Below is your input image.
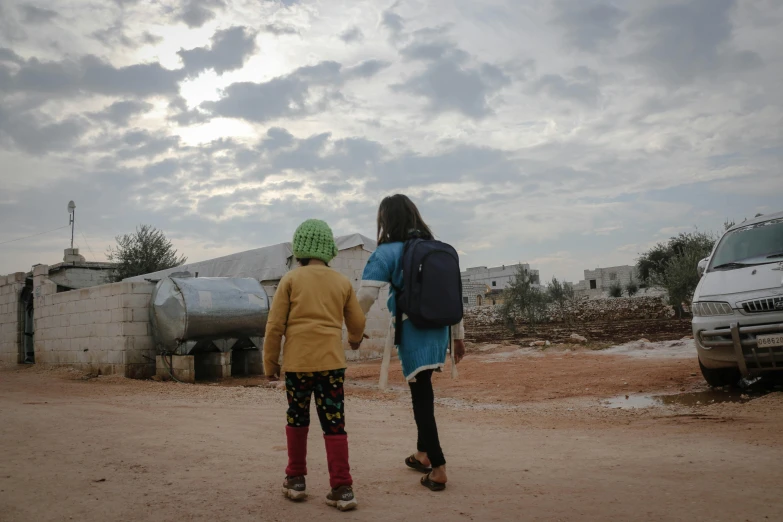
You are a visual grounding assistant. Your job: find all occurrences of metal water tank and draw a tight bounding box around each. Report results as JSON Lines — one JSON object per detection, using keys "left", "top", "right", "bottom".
{"left": 150, "top": 274, "right": 270, "bottom": 353}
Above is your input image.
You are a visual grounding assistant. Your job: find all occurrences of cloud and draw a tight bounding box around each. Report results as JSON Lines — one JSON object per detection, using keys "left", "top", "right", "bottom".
{"left": 177, "top": 0, "right": 226, "bottom": 28}
{"left": 0, "top": 105, "right": 89, "bottom": 154}
{"left": 178, "top": 26, "right": 257, "bottom": 76}
{"left": 533, "top": 67, "right": 602, "bottom": 106}
{"left": 167, "top": 96, "right": 210, "bottom": 126}
{"left": 142, "top": 31, "right": 163, "bottom": 45}
{"left": 390, "top": 25, "right": 511, "bottom": 119}
{"left": 339, "top": 26, "right": 363, "bottom": 43}
{"left": 0, "top": 53, "right": 185, "bottom": 97}
{"left": 144, "top": 158, "right": 180, "bottom": 179}
{"left": 381, "top": 10, "right": 405, "bottom": 37}
{"left": 262, "top": 23, "right": 299, "bottom": 35}
{"left": 627, "top": 0, "right": 763, "bottom": 85}
{"left": 92, "top": 21, "right": 135, "bottom": 49}
{"left": 90, "top": 100, "right": 153, "bottom": 126}
{"left": 202, "top": 59, "right": 388, "bottom": 123}
{"left": 1, "top": 0, "right": 781, "bottom": 284}
{"left": 345, "top": 59, "right": 391, "bottom": 79}
{"left": 20, "top": 4, "right": 59, "bottom": 25}
{"left": 551, "top": 1, "right": 627, "bottom": 52}
{"left": 393, "top": 58, "right": 511, "bottom": 119}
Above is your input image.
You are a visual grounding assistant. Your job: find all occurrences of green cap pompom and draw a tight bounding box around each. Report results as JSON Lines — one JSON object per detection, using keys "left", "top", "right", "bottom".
{"left": 292, "top": 219, "right": 339, "bottom": 264}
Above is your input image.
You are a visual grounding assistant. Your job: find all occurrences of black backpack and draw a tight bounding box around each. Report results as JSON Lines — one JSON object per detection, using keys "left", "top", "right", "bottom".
{"left": 392, "top": 237, "right": 464, "bottom": 344}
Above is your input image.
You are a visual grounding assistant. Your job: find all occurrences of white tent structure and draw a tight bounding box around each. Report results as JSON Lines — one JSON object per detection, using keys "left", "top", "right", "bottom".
{"left": 124, "top": 233, "right": 377, "bottom": 283}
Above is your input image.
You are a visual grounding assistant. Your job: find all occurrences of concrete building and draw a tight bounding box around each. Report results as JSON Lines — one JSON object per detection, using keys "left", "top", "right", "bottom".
{"left": 46, "top": 248, "right": 114, "bottom": 291}
{"left": 574, "top": 265, "right": 639, "bottom": 298}
{"left": 461, "top": 263, "right": 540, "bottom": 291}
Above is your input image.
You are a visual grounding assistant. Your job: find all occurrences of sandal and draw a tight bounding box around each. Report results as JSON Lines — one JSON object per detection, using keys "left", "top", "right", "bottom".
{"left": 405, "top": 455, "right": 432, "bottom": 473}
{"left": 420, "top": 473, "right": 446, "bottom": 492}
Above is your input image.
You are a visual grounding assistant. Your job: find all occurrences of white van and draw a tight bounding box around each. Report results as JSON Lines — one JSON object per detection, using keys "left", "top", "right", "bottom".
{"left": 692, "top": 211, "right": 783, "bottom": 386}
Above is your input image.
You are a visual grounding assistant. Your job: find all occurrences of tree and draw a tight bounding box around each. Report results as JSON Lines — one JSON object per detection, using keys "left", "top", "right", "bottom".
{"left": 106, "top": 225, "right": 187, "bottom": 282}
{"left": 625, "top": 278, "right": 639, "bottom": 297}
{"left": 636, "top": 230, "right": 716, "bottom": 316}
{"left": 608, "top": 281, "right": 623, "bottom": 298}
{"left": 501, "top": 265, "right": 550, "bottom": 333}
{"left": 547, "top": 276, "right": 575, "bottom": 324}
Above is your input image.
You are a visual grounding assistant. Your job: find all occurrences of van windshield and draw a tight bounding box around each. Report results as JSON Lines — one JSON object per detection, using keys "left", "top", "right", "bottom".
{"left": 710, "top": 217, "right": 783, "bottom": 270}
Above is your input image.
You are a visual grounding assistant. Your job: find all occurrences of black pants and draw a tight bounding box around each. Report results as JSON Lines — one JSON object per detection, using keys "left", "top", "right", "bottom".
{"left": 285, "top": 369, "right": 346, "bottom": 435}
{"left": 409, "top": 370, "right": 445, "bottom": 468}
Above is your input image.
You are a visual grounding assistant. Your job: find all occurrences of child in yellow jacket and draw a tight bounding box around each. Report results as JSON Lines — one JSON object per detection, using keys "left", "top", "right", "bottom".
{"left": 264, "top": 219, "right": 366, "bottom": 511}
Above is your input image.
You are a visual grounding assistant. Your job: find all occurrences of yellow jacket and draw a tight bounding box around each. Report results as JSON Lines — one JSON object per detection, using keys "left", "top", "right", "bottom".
{"left": 263, "top": 265, "right": 365, "bottom": 376}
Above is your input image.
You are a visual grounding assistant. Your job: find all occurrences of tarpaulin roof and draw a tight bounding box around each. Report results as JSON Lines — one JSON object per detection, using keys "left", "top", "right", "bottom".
{"left": 124, "top": 233, "right": 376, "bottom": 283}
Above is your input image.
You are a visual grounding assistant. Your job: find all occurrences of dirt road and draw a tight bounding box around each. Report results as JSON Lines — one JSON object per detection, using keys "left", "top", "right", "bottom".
{"left": 1, "top": 346, "right": 782, "bottom": 522}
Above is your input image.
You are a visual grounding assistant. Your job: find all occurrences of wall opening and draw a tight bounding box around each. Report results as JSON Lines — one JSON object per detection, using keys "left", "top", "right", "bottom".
{"left": 193, "top": 351, "right": 228, "bottom": 381}
{"left": 20, "top": 284, "right": 34, "bottom": 364}
{"left": 231, "top": 349, "right": 262, "bottom": 377}
{"left": 589, "top": 280, "right": 597, "bottom": 290}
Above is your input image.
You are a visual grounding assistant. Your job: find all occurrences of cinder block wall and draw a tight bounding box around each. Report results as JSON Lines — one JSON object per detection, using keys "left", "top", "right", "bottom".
{"left": 32, "top": 265, "right": 156, "bottom": 378}
{"left": 0, "top": 273, "right": 26, "bottom": 365}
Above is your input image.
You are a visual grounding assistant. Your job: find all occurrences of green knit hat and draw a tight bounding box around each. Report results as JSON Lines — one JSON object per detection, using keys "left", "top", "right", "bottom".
{"left": 292, "top": 219, "right": 339, "bottom": 264}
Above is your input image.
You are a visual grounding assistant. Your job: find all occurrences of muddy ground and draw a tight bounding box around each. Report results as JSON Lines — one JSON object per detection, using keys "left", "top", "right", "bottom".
{"left": 1, "top": 339, "right": 782, "bottom": 522}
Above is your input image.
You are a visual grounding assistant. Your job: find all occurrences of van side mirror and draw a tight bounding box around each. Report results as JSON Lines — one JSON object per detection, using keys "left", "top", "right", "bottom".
{"left": 697, "top": 258, "right": 709, "bottom": 277}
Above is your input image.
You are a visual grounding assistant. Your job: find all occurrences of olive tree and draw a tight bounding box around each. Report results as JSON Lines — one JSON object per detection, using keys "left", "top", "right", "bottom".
{"left": 106, "top": 225, "right": 187, "bottom": 282}
{"left": 502, "top": 265, "right": 550, "bottom": 333}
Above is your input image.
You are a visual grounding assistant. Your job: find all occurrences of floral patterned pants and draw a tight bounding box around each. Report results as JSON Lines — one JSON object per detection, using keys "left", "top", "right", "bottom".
{"left": 285, "top": 369, "right": 347, "bottom": 435}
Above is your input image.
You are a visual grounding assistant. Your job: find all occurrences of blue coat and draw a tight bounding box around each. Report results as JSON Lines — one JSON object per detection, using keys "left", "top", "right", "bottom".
{"left": 361, "top": 242, "right": 449, "bottom": 381}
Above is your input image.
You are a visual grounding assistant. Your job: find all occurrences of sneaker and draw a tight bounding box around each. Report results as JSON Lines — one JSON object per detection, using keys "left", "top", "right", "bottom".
{"left": 282, "top": 476, "right": 307, "bottom": 501}
{"left": 326, "top": 485, "right": 358, "bottom": 511}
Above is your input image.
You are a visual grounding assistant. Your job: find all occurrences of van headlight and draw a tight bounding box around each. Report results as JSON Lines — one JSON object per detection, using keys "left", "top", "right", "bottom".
{"left": 692, "top": 301, "right": 734, "bottom": 317}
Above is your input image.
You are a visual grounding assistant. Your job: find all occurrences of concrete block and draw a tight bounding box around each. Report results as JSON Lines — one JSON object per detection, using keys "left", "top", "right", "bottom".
{"left": 105, "top": 295, "right": 120, "bottom": 309}
{"left": 122, "top": 322, "right": 149, "bottom": 337}
{"left": 131, "top": 335, "right": 154, "bottom": 351}
{"left": 111, "top": 308, "right": 132, "bottom": 322}
{"left": 157, "top": 355, "right": 195, "bottom": 383}
{"left": 132, "top": 307, "right": 150, "bottom": 322}
{"left": 132, "top": 283, "right": 154, "bottom": 294}
{"left": 122, "top": 294, "right": 150, "bottom": 309}
{"left": 99, "top": 285, "right": 113, "bottom": 298}
{"left": 171, "top": 354, "right": 194, "bottom": 371}
{"left": 106, "top": 323, "right": 122, "bottom": 337}
{"left": 33, "top": 265, "right": 49, "bottom": 277}
{"left": 107, "top": 350, "right": 124, "bottom": 365}
{"left": 93, "top": 323, "right": 108, "bottom": 337}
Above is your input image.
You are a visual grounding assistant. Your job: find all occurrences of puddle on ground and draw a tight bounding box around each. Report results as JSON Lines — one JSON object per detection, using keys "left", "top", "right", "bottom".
{"left": 603, "top": 385, "right": 781, "bottom": 410}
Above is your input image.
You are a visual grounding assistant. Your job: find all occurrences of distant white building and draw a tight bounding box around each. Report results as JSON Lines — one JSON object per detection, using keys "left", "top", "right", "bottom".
{"left": 461, "top": 263, "right": 540, "bottom": 291}
{"left": 574, "top": 265, "right": 642, "bottom": 298}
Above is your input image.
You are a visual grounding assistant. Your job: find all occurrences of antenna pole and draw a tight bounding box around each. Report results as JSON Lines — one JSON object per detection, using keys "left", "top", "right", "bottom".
{"left": 70, "top": 209, "right": 75, "bottom": 249}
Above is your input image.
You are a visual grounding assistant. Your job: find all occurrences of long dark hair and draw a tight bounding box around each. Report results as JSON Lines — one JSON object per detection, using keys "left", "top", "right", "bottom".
{"left": 377, "top": 194, "right": 434, "bottom": 245}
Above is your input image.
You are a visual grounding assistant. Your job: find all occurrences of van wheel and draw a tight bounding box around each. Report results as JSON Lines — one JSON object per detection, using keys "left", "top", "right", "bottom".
{"left": 698, "top": 359, "right": 741, "bottom": 387}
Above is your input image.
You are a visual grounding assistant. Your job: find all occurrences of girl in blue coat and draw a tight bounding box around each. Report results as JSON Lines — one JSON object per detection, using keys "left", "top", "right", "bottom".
{"left": 357, "top": 194, "right": 465, "bottom": 491}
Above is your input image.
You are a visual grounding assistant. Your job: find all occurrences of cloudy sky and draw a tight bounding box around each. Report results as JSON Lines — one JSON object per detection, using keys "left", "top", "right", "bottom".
{"left": 1, "top": 0, "right": 781, "bottom": 283}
